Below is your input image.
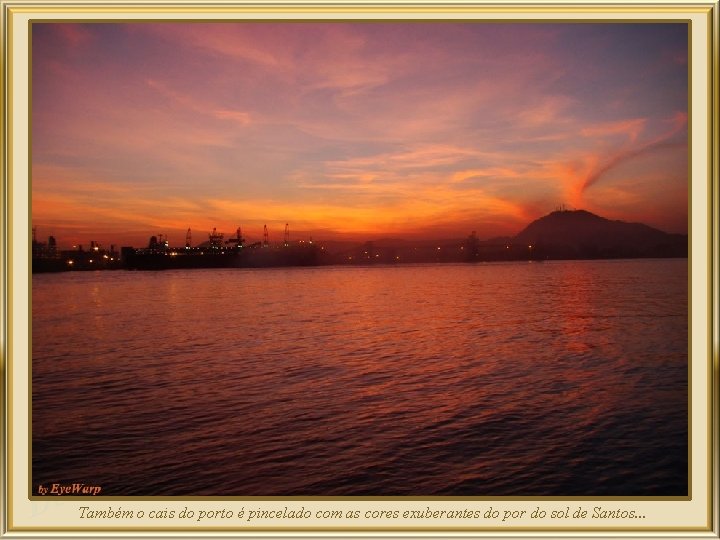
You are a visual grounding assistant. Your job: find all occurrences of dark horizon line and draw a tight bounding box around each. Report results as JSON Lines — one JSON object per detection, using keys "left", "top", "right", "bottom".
{"left": 32, "top": 208, "right": 689, "bottom": 252}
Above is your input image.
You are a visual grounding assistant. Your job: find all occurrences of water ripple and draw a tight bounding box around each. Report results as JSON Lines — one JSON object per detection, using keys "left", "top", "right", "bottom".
{"left": 32, "top": 260, "right": 688, "bottom": 495}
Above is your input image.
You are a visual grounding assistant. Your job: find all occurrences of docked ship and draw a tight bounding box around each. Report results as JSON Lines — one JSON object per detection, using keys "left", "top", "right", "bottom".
{"left": 122, "top": 227, "right": 322, "bottom": 270}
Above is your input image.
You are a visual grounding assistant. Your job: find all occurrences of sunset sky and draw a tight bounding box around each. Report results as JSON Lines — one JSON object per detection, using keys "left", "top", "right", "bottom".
{"left": 32, "top": 22, "right": 688, "bottom": 248}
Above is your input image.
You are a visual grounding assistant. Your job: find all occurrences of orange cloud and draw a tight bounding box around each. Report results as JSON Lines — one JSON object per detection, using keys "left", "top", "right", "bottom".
{"left": 213, "top": 109, "right": 252, "bottom": 125}
{"left": 32, "top": 23, "right": 689, "bottom": 243}
{"left": 451, "top": 167, "right": 523, "bottom": 184}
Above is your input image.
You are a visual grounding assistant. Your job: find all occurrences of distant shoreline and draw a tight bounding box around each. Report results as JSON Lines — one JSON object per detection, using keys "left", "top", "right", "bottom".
{"left": 31, "top": 210, "right": 688, "bottom": 273}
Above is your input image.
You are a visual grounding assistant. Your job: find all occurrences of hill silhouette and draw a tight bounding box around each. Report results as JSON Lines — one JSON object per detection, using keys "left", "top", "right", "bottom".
{"left": 513, "top": 210, "right": 686, "bottom": 259}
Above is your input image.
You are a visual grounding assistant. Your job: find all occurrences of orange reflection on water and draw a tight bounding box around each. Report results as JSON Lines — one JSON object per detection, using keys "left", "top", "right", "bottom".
{"left": 32, "top": 260, "right": 687, "bottom": 495}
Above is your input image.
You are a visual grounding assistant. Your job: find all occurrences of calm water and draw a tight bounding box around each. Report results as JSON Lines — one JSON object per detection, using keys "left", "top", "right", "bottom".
{"left": 32, "top": 259, "right": 688, "bottom": 496}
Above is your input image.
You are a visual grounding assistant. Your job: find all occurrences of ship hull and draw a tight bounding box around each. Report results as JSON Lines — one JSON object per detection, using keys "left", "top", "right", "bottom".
{"left": 122, "top": 246, "right": 321, "bottom": 270}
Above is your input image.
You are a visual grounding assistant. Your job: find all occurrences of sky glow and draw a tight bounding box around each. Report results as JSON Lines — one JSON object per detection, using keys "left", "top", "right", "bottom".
{"left": 32, "top": 22, "right": 688, "bottom": 248}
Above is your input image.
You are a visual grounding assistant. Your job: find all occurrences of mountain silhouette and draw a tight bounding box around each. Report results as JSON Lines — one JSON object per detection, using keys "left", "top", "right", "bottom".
{"left": 513, "top": 210, "right": 687, "bottom": 259}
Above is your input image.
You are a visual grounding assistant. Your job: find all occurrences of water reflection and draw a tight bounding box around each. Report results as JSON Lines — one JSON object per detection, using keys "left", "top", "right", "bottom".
{"left": 32, "top": 260, "right": 687, "bottom": 495}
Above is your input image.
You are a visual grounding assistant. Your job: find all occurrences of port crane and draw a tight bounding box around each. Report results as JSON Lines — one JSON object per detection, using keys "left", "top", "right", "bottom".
{"left": 225, "top": 227, "right": 244, "bottom": 248}
{"left": 208, "top": 228, "right": 224, "bottom": 248}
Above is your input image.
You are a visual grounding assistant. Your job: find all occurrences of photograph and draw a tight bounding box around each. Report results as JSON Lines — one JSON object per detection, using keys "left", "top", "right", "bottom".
{"left": 29, "top": 19, "right": 691, "bottom": 500}
{"left": 3, "top": 0, "right": 717, "bottom": 534}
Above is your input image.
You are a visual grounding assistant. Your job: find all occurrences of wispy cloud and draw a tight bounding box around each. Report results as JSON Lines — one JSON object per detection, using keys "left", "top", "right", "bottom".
{"left": 31, "top": 22, "right": 689, "bottom": 245}
{"left": 581, "top": 118, "right": 647, "bottom": 142}
{"left": 581, "top": 111, "right": 687, "bottom": 193}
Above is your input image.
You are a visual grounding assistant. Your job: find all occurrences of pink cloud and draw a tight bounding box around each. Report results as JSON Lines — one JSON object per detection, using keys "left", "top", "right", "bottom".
{"left": 32, "top": 23, "right": 689, "bottom": 241}
{"left": 581, "top": 118, "right": 647, "bottom": 142}
{"left": 581, "top": 112, "right": 687, "bottom": 194}
{"left": 55, "top": 24, "right": 94, "bottom": 48}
